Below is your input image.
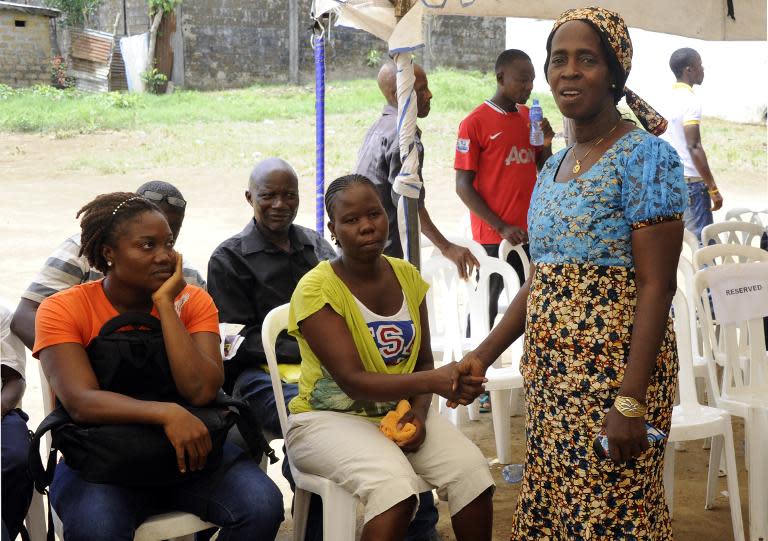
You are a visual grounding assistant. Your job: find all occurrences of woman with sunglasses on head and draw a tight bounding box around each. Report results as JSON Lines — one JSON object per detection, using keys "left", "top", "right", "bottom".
{"left": 284, "top": 174, "right": 495, "bottom": 541}
{"left": 457, "top": 8, "right": 687, "bottom": 539}
{"left": 33, "top": 192, "right": 284, "bottom": 541}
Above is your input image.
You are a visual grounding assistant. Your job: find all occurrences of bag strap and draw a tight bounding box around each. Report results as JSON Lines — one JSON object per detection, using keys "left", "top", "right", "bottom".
{"left": 28, "top": 407, "right": 70, "bottom": 495}
{"left": 28, "top": 408, "right": 71, "bottom": 541}
{"left": 98, "top": 312, "right": 162, "bottom": 336}
{"left": 214, "top": 392, "right": 277, "bottom": 465}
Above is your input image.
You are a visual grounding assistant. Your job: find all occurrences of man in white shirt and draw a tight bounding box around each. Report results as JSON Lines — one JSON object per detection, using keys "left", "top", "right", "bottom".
{"left": 660, "top": 48, "right": 723, "bottom": 241}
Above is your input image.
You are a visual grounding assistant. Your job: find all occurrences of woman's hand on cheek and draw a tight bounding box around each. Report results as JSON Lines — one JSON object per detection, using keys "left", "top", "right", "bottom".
{"left": 152, "top": 251, "right": 187, "bottom": 306}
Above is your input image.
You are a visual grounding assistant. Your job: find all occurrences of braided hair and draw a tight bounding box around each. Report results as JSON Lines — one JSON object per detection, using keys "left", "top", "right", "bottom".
{"left": 76, "top": 192, "right": 160, "bottom": 274}
{"left": 324, "top": 174, "right": 377, "bottom": 221}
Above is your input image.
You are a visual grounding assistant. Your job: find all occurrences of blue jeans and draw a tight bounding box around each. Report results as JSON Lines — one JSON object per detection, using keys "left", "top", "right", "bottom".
{"left": 1, "top": 409, "right": 33, "bottom": 541}
{"left": 50, "top": 443, "right": 284, "bottom": 541}
{"left": 233, "top": 368, "right": 439, "bottom": 541}
{"left": 683, "top": 180, "right": 714, "bottom": 241}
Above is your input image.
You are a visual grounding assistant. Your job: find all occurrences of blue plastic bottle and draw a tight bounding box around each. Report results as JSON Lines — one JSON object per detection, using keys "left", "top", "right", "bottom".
{"left": 529, "top": 98, "right": 544, "bottom": 147}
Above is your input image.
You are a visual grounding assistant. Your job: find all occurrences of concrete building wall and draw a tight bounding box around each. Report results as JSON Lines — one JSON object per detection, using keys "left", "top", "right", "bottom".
{"left": 182, "top": 1, "right": 505, "bottom": 90}
{"left": 0, "top": 10, "right": 55, "bottom": 87}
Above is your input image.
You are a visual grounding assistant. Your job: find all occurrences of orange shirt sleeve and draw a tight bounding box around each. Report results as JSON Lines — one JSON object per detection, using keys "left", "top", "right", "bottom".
{"left": 33, "top": 289, "right": 90, "bottom": 358}
{"left": 178, "top": 286, "right": 220, "bottom": 336}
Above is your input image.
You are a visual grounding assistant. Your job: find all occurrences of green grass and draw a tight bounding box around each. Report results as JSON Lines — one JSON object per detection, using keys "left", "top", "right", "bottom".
{"left": 0, "top": 70, "right": 562, "bottom": 134}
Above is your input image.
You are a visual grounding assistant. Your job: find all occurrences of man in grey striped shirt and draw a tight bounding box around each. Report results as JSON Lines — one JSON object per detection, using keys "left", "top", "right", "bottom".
{"left": 10, "top": 181, "right": 205, "bottom": 350}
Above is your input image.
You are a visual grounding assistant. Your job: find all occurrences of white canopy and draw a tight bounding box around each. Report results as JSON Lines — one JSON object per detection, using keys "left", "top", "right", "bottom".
{"left": 313, "top": 0, "right": 767, "bottom": 49}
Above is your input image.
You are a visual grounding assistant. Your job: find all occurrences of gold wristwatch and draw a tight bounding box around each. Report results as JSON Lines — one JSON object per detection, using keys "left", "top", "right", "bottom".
{"left": 614, "top": 396, "right": 647, "bottom": 418}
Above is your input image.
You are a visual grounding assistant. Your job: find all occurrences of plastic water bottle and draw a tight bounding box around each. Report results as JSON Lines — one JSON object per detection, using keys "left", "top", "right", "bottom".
{"left": 502, "top": 463, "right": 524, "bottom": 484}
{"left": 529, "top": 98, "right": 544, "bottom": 147}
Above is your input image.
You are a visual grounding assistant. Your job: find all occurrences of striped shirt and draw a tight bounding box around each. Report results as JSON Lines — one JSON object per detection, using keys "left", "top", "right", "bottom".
{"left": 21, "top": 234, "right": 206, "bottom": 304}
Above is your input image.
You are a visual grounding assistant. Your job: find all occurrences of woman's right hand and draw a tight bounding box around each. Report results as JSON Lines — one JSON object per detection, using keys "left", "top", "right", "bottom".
{"left": 432, "top": 361, "right": 486, "bottom": 405}
{"left": 446, "top": 352, "right": 490, "bottom": 408}
{"left": 161, "top": 403, "right": 212, "bottom": 473}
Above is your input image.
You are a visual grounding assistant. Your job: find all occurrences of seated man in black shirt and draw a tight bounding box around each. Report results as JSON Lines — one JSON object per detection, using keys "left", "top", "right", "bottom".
{"left": 208, "top": 158, "right": 440, "bottom": 541}
{"left": 208, "top": 158, "right": 335, "bottom": 436}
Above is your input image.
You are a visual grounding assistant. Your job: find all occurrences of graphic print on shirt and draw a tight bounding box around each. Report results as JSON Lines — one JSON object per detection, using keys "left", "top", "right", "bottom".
{"left": 504, "top": 146, "right": 536, "bottom": 166}
{"left": 367, "top": 320, "right": 415, "bottom": 365}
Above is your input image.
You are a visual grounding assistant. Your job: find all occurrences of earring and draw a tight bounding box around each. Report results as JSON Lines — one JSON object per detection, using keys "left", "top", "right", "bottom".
{"left": 610, "top": 83, "right": 617, "bottom": 89}
{"left": 330, "top": 234, "right": 336, "bottom": 242}
{"left": 107, "top": 261, "right": 113, "bottom": 267}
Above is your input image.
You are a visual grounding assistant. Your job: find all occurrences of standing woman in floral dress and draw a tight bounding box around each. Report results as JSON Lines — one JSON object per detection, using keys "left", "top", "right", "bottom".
{"left": 456, "top": 7, "right": 687, "bottom": 539}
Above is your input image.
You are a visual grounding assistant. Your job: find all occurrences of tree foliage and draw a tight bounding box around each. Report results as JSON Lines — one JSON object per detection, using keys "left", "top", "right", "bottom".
{"left": 45, "top": 0, "right": 102, "bottom": 27}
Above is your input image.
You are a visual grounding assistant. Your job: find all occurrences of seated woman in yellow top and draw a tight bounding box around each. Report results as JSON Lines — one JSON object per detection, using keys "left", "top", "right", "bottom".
{"left": 285, "top": 174, "right": 495, "bottom": 541}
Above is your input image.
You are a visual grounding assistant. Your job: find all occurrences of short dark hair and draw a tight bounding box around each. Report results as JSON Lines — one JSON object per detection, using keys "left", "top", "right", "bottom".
{"left": 544, "top": 21, "right": 626, "bottom": 104}
{"left": 324, "top": 174, "right": 377, "bottom": 220}
{"left": 77, "top": 192, "right": 161, "bottom": 274}
{"left": 495, "top": 49, "right": 531, "bottom": 73}
{"left": 135, "top": 180, "right": 185, "bottom": 204}
{"left": 669, "top": 48, "right": 700, "bottom": 78}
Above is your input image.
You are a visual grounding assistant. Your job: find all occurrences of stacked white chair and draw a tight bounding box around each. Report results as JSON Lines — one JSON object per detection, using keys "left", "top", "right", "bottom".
{"left": 663, "top": 288, "right": 744, "bottom": 540}
{"left": 694, "top": 261, "right": 768, "bottom": 541}
{"left": 725, "top": 208, "right": 768, "bottom": 228}
{"left": 702, "top": 221, "right": 765, "bottom": 249}
{"left": 261, "top": 303, "right": 431, "bottom": 541}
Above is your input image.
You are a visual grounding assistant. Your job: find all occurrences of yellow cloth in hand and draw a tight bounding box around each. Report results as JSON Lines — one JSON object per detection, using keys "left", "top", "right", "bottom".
{"left": 379, "top": 400, "right": 417, "bottom": 443}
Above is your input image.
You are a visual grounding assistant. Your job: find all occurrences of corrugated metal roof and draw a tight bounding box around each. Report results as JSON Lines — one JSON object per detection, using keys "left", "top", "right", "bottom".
{"left": 0, "top": 1, "right": 60, "bottom": 18}
{"left": 70, "top": 29, "right": 114, "bottom": 63}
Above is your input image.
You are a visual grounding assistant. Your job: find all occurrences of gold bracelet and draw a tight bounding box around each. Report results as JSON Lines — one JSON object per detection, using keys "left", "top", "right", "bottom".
{"left": 614, "top": 396, "right": 647, "bottom": 418}
{"left": 708, "top": 187, "right": 719, "bottom": 195}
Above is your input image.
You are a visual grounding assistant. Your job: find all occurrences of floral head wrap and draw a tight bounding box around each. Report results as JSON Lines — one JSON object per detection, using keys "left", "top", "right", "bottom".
{"left": 545, "top": 6, "right": 667, "bottom": 136}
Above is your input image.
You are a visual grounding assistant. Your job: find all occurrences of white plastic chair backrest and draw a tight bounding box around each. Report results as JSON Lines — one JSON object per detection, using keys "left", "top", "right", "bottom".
{"left": 701, "top": 221, "right": 765, "bottom": 248}
{"left": 421, "top": 256, "right": 469, "bottom": 363}
{"left": 681, "top": 228, "right": 700, "bottom": 262}
{"left": 472, "top": 256, "right": 521, "bottom": 337}
{"left": 498, "top": 239, "right": 531, "bottom": 281}
{"left": 445, "top": 236, "right": 488, "bottom": 263}
{"left": 676, "top": 256, "right": 702, "bottom": 359}
{"left": 260, "top": 303, "right": 291, "bottom": 438}
{"left": 671, "top": 288, "right": 701, "bottom": 408}
{"left": 693, "top": 244, "right": 768, "bottom": 270}
{"left": 725, "top": 207, "right": 768, "bottom": 228}
{"left": 694, "top": 265, "right": 768, "bottom": 399}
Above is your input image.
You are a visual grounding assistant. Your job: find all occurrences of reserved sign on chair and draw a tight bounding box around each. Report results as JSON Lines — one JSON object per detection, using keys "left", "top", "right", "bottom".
{"left": 705, "top": 262, "right": 768, "bottom": 324}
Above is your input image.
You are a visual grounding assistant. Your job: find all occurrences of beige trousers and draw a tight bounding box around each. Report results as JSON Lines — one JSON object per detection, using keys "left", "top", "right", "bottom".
{"left": 285, "top": 409, "right": 495, "bottom": 524}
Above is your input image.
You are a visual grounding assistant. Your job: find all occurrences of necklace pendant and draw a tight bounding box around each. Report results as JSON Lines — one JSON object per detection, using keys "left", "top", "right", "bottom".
{"left": 572, "top": 161, "right": 581, "bottom": 174}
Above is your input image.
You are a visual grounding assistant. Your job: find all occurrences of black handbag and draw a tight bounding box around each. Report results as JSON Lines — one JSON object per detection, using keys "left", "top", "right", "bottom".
{"left": 29, "top": 312, "right": 276, "bottom": 492}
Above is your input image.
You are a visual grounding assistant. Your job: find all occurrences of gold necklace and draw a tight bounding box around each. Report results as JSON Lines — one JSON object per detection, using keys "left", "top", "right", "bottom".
{"left": 571, "top": 123, "right": 620, "bottom": 174}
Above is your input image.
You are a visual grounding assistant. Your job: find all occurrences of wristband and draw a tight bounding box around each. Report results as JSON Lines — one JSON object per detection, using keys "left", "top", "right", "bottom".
{"left": 708, "top": 187, "right": 719, "bottom": 195}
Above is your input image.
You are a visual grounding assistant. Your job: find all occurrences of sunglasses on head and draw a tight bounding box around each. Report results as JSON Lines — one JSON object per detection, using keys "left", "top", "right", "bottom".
{"left": 140, "top": 190, "right": 187, "bottom": 209}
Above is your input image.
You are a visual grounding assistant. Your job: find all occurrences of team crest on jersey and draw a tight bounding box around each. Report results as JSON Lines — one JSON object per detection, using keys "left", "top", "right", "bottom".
{"left": 456, "top": 138, "right": 470, "bottom": 153}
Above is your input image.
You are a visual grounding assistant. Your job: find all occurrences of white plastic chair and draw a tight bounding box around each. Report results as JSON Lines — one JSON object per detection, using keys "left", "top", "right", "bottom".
{"left": 472, "top": 257, "right": 525, "bottom": 464}
{"left": 35, "top": 342, "right": 217, "bottom": 541}
{"left": 725, "top": 208, "right": 768, "bottom": 228}
{"left": 682, "top": 228, "right": 701, "bottom": 261}
{"left": 261, "top": 304, "right": 430, "bottom": 541}
{"left": 694, "top": 244, "right": 768, "bottom": 269}
{"left": 498, "top": 239, "right": 531, "bottom": 282}
{"left": 663, "top": 288, "right": 744, "bottom": 540}
{"left": 420, "top": 255, "right": 482, "bottom": 424}
{"left": 694, "top": 265, "right": 768, "bottom": 541}
{"left": 701, "top": 221, "right": 766, "bottom": 249}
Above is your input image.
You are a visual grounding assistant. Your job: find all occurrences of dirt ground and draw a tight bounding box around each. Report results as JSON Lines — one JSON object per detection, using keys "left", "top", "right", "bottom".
{"left": 1, "top": 127, "right": 759, "bottom": 540}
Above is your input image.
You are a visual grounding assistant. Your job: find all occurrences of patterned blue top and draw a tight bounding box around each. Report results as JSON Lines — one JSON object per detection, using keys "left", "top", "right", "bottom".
{"left": 528, "top": 129, "right": 687, "bottom": 267}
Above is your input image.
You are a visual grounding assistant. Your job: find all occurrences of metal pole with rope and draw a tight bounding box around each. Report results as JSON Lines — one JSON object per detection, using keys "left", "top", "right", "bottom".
{"left": 312, "top": 20, "right": 326, "bottom": 236}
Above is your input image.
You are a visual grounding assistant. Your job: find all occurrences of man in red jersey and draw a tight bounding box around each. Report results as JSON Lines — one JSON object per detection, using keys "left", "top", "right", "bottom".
{"left": 455, "top": 49, "right": 553, "bottom": 324}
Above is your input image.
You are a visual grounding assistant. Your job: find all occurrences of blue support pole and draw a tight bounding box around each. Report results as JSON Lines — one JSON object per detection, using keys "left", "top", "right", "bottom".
{"left": 313, "top": 32, "right": 326, "bottom": 235}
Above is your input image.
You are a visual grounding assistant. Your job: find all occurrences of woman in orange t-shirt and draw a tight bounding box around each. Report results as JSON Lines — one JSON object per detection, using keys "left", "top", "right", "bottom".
{"left": 33, "top": 192, "right": 283, "bottom": 541}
